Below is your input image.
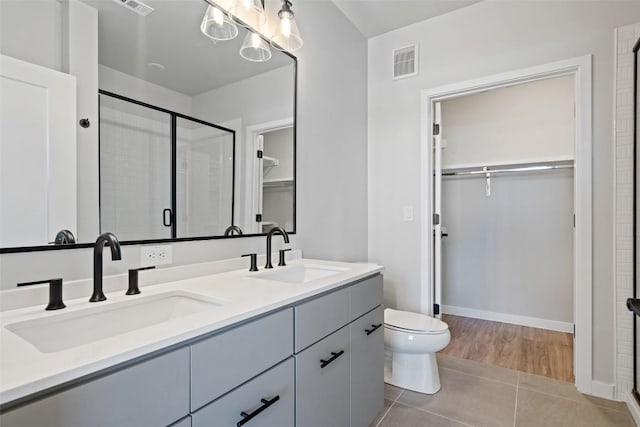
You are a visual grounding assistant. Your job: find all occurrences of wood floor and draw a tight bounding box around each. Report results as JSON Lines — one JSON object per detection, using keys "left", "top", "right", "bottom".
{"left": 440, "top": 314, "right": 574, "bottom": 382}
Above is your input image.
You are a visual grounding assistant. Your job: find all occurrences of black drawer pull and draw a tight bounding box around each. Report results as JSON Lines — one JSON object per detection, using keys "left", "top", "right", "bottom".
{"left": 320, "top": 350, "right": 345, "bottom": 368}
{"left": 237, "top": 395, "right": 280, "bottom": 426}
{"left": 365, "top": 323, "right": 383, "bottom": 335}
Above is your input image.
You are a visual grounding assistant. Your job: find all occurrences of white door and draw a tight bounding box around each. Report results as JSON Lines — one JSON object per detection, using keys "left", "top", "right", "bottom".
{"left": 433, "top": 102, "right": 443, "bottom": 319}
{"left": 0, "top": 54, "right": 76, "bottom": 247}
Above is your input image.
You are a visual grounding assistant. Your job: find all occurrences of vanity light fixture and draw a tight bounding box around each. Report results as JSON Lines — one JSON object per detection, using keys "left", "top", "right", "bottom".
{"left": 228, "top": 0, "right": 266, "bottom": 28}
{"left": 240, "top": 31, "right": 272, "bottom": 62}
{"left": 201, "top": 4, "right": 239, "bottom": 41}
{"left": 270, "top": 0, "right": 303, "bottom": 52}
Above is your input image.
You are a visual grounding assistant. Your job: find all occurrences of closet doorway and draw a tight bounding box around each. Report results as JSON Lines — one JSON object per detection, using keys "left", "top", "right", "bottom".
{"left": 421, "top": 57, "right": 593, "bottom": 392}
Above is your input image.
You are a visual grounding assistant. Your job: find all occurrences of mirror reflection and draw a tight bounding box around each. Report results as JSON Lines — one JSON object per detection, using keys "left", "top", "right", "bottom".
{"left": 0, "top": 0, "right": 296, "bottom": 250}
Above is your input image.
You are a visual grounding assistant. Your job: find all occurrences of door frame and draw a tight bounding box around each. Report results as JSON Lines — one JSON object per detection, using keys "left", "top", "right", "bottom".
{"left": 419, "top": 55, "right": 593, "bottom": 393}
{"left": 245, "top": 118, "right": 294, "bottom": 234}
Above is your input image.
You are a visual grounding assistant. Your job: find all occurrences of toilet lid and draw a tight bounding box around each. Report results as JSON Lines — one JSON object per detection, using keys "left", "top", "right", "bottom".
{"left": 384, "top": 308, "right": 449, "bottom": 333}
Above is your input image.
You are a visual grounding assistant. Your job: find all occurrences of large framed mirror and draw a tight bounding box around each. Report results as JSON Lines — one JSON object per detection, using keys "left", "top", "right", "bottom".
{"left": 0, "top": 0, "right": 296, "bottom": 252}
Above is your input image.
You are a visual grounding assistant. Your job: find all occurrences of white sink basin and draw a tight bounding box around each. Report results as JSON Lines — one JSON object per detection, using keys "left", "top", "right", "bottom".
{"left": 254, "top": 264, "right": 348, "bottom": 284}
{"left": 5, "top": 291, "right": 224, "bottom": 353}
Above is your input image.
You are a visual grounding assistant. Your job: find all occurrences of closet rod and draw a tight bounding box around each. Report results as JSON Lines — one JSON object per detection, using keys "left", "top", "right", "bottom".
{"left": 442, "top": 164, "right": 574, "bottom": 177}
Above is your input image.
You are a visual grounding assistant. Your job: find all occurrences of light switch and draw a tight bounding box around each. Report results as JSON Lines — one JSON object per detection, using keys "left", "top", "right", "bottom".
{"left": 403, "top": 206, "right": 414, "bottom": 221}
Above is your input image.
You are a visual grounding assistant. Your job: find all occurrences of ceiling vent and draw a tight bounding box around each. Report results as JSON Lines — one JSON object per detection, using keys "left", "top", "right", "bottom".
{"left": 112, "top": 0, "right": 154, "bottom": 17}
{"left": 392, "top": 44, "right": 418, "bottom": 80}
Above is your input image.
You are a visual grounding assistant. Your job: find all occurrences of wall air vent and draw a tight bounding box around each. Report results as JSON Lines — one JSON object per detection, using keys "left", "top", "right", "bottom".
{"left": 392, "top": 44, "right": 418, "bottom": 80}
{"left": 112, "top": 0, "right": 154, "bottom": 16}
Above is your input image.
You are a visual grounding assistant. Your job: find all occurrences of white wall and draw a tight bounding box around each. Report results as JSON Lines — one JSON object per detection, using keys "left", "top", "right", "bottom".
{"left": 0, "top": 1, "right": 368, "bottom": 287}
{"left": 99, "top": 65, "right": 193, "bottom": 116}
{"left": 0, "top": 0, "right": 62, "bottom": 71}
{"left": 368, "top": 1, "right": 640, "bottom": 385}
{"left": 441, "top": 75, "right": 575, "bottom": 168}
{"left": 442, "top": 170, "right": 574, "bottom": 323}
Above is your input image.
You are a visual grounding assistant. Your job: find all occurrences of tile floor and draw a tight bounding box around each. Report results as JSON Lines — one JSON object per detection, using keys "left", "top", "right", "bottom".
{"left": 371, "top": 354, "right": 634, "bottom": 427}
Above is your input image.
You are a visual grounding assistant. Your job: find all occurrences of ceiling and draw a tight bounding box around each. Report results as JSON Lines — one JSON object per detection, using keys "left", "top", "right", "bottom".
{"left": 331, "top": 0, "right": 482, "bottom": 38}
{"left": 81, "top": 0, "right": 293, "bottom": 96}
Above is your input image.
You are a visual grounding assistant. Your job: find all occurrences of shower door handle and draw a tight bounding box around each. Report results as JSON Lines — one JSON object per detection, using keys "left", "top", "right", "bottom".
{"left": 163, "top": 209, "right": 173, "bottom": 227}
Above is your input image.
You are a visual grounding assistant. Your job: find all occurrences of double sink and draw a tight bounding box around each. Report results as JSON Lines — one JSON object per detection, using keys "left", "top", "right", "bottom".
{"left": 4, "top": 264, "right": 347, "bottom": 354}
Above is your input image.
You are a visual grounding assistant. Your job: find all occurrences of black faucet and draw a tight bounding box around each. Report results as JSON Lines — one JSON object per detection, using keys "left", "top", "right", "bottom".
{"left": 265, "top": 227, "right": 289, "bottom": 269}
{"left": 224, "top": 225, "right": 243, "bottom": 236}
{"left": 90, "top": 232, "right": 122, "bottom": 302}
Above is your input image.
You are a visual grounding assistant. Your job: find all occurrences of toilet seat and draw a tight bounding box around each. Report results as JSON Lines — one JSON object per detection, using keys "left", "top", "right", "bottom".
{"left": 384, "top": 308, "right": 448, "bottom": 335}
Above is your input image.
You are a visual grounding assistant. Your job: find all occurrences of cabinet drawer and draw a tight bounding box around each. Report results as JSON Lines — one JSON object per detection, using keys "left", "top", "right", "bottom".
{"left": 192, "top": 358, "right": 294, "bottom": 427}
{"left": 1, "top": 348, "right": 190, "bottom": 427}
{"left": 350, "top": 306, "right": 384, "bottom": 427}
{"left": 295, "top": 326, "right": 350, "bottom": 427}
{"left": 350, "top": 274, "right": 383, "bottom": 321}
{"left": 294, "top": 286, "right": 349, "bottom": 352}
{"left": 191, "top": 308, "right": 293, "bottom": 411}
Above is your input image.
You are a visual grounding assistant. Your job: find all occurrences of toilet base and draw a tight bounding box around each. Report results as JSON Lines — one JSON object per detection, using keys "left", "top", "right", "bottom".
{"left": 384, "top": 351, "right": 441, "bottom": 394}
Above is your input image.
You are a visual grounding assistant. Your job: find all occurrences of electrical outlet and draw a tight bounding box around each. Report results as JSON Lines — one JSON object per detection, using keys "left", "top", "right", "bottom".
{"left": 140, "top": 245, "right": 172, "bottom": 267}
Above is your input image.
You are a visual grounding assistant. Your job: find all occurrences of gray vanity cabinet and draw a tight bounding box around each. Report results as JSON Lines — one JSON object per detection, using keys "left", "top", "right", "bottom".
{"left": 295, "top": 325, "right": 351, "bottom": 427}
{"left": 350, "top": 306, "right": 384, "bottom": 427}
{"left": 192, "top": 358, "right": 295, "bottom": 427}
{"left": 190, "top": 308, "right": 293, "bottom": 411}
{"left": 0, "top": 347, "right": 190, "bottom": 427}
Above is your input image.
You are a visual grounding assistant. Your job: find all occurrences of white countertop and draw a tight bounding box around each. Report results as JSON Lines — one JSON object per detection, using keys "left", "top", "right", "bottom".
{"left": 0, "top": 258, "right": 383, "bottom": 407}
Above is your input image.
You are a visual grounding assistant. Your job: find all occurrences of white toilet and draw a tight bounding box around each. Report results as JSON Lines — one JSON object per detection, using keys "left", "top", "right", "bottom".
{"left": 383, "top": 308, "right": 451, "bottom": 394}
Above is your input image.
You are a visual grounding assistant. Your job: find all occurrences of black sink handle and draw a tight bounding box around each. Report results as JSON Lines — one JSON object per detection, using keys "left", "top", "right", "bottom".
{"left": 365, "top": 323, "right": 383, "bottom": 335}
{"left": 237, "top": 395, "right": 280, "bottom": 426}
{"left": 320, "top": 350, "right": 345, "bottom": 368}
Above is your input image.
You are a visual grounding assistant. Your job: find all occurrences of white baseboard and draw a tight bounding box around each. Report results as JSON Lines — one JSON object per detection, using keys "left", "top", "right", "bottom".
{"left": 627, "top": 393, "right": 640, "bottom": 426}
{"left": 441, "top": 305, "right": 574, "bottom": 333}
{"left": 591, "top": 381, "right": 616, "bottom": 400}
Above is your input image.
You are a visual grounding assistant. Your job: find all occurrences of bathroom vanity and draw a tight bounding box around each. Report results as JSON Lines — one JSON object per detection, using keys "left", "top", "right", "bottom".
{"left": 0, "top": 258, "right": 383, "bottom": 427}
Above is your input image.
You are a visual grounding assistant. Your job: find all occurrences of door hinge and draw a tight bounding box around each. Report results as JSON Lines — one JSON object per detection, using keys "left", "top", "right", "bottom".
{"left": 257, "top": 150, "right": 263, "bottom": 158}
{"left": 433, "top": 303, "right": 440, "bottom": 315}
{"left": 573, "top": 324, "right": 576, "bottom": 336}
{"left": 573, "top": 214, "right": 575, "bottom": 228}
{"left": 255, "top": 214, "right": 263, "bottom": 222}
{"left": 433, "top": 213, "right": 440, "bottom": 225}
{"left": 433, "top": 123, "right": 440, "bottom": 136}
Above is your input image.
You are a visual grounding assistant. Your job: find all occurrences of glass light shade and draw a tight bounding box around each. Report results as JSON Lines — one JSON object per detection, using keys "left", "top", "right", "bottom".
{"left": 240, "top": 31, "right": 272, "bottom": 62}
{"left": 228, "top": 0, "right": 266, "bottom": 28}
{"left": 201, "top": 5, "right": 238, "bottom": 41}
{"left": 270, "top": 10, "right": 303, "bottom": 51}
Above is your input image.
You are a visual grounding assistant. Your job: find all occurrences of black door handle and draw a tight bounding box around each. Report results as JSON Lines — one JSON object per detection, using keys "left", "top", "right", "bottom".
{"left": 365, "top": 323, "right": 382, "bottom": 335}
{"left": 627, "top": 298, "right": 640, "bottom": 317}
{"left": 320, "top": 350, "right": 344, "bottom": 368}
{"left": 162, "top": 209, "right": 173, "bottom": 227}
{"left": 237, "top": 395, "right": 280, "bottom": 426}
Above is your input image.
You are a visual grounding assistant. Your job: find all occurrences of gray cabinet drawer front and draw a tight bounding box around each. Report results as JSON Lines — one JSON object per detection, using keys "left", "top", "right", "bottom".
{"left": 0, "top": 348, "right": 190, "bottom": 427}
{"left": 295, "top": 326, "right": 350, "bottom": 427}
{"left": 192, "top": 358, "right": 294, "bottom": 427}
{"left": 191, "top": 308, "right": 293, "bottom": 411}
{"left": 294, "top": 286, "right": 349, "bottom": 353}
{"left": 350, "top": 274, "right": 383, "bottom": 321}
{"left": 350, "top": 306, "right": 384, "bottom": 427}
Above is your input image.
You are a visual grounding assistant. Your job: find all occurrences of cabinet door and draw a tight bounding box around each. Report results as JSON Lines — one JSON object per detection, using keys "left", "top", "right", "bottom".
{"left": 192, "top": 358, "right": 294, "bottom": 427}
{"left": 350, "top": 306, "right": 384, "bottom": 427}
{"left": 0, "top": 348, "right": 190, "bottom": 427}
{"left": 295, "top": 325, "right": 350, "bottom": 427}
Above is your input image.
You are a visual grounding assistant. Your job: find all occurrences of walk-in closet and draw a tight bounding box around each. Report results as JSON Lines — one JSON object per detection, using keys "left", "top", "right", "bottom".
{"left": 435, "top": 75, "right": 576, "bottom": 381}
